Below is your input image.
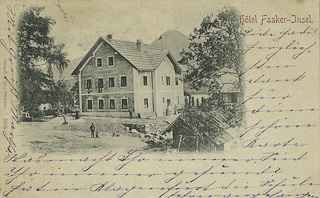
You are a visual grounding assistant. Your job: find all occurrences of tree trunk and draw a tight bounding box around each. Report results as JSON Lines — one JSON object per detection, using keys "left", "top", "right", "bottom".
{"left": 56, "top": 105, "right": 68, "bottom": 125}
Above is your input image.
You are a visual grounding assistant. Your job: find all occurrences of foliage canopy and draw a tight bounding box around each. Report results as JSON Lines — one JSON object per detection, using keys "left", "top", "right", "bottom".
{"left": 18, "top": 6, "right": 69, "bottom": 116}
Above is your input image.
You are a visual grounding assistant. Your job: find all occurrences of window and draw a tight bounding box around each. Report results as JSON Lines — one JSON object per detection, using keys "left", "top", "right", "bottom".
{"left": 175, "top": 77, "right": 179, "bottom": 86}
{"left": 143, "top": 76, "right": 148, "bottom": 86}
{"left": 98, "top": 99, "right": 104, "bottom": 109}
{"left": 98, "top": 78, "right": 103, "bottom": 88}
{"left": 108, "top": 56, "right": 114, "bottom": 66}
{"left": 109, "top": 77, "right": 115, "bottom": 87}
{"left": 121, "top": 76, "right": 127, "bottom": 87}
{"left": 86, "top": 79, "right": 92, "bottom": 90}
{"left": 122, "top": 99, "right": 128, "bottom": 109}
{"left": 166, "top": 76, "right": 170, "bottom": 85}
{"left": 87, "top": 100, "right": 92, "bottom": 110}
{"left": 96, "top": 58, "right": 102, "bottom": 67}
{"left": 144, "top": 98, "right": 148, "bottom": 109}
{"left": 109, "top": 99, "right": 115, "bottom": 109}
{"left": 98, "top": 78, "right": 103, "bottom": 93}
{"left": 167, "top": 99, "right": 171, "bottom": 107}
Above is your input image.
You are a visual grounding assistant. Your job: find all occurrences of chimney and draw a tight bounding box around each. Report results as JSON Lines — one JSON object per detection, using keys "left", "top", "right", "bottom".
{"left": 136, "top": 39, "right": 143, "bottom": 52}
{"left": 107, "top": 34, "right": 112, "bottom": 40}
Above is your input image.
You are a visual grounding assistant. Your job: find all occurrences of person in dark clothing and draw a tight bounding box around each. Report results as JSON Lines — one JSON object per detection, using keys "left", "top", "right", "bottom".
{"left": 128, "top": 108, "right": 133, "bottom": 119}
{"left": 90, "top": 123, "right": 95, "bottom": 138}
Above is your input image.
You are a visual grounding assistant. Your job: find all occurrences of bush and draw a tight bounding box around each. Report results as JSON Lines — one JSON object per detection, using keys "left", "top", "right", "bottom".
{"left": 45, "top": 109, "right": 58, "bottom": 117}
{"left": 145, "top": 134, "right": 173, "bottom": 148}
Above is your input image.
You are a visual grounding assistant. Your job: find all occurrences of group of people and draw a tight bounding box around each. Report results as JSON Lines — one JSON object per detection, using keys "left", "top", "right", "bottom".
{"left": 90, "top": 123, "right": 99, "bottom": 138}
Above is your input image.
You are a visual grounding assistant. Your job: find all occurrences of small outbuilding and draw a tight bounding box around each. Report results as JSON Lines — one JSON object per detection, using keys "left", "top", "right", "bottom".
{"left": 163, "top": 110, "right": 238, "bottom": 152}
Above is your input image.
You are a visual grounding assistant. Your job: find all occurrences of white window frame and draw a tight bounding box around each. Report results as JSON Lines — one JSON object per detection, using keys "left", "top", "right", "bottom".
{"left": 109, "top": 98, "right": 116, "bottom": 111}
{"left": 97, "top": 77, "right": 104, "bottom": 89}
{"left": 96, "top": 57, "right": 103, "bottom": 67}
{"left": 108, "top": 76, "right": 115, "bottom": 88}
{"left": 120, "top": 75, "right": 127, "bottom": 87}
{"left": 121, "top": 97, "right": 128, "bottom": 110}
{"left": 107, "top": 56, "right": 114, "bottom": 66}
{"left": 98, "top": 98, "right": 104, "bottom": 110}
{"left": 86, "top": 78, "right": 92, "bottom": 90}
{"left": 87, "top": 99, "right": 93, "bottom": 110}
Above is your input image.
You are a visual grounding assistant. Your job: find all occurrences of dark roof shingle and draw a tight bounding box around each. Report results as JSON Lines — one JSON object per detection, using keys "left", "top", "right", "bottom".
{"left": 72, "top": 37, "right": 181, "bottom": 75}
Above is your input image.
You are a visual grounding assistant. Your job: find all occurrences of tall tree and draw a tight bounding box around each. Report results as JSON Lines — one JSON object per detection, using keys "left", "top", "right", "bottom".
{"left": 180, "top": 7, "right": 244, "bottom": 127}
{"left": 51, "top": 80, "right": 74, "bottom": 124}
{"left": 180, "top": 7, "right": 243, "bottom": 100}
{"left": 17, "top": 6, "right": 69, "bottom": 116}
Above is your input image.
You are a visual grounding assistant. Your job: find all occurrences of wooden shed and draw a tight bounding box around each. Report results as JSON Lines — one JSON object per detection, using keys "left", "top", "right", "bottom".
{"left": 163, "top": 110, "right": 234, "bottom": 152}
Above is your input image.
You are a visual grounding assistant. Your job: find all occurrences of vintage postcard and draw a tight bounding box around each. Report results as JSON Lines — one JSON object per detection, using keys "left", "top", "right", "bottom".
{"left": 0, "top": 0, "right": 319, "bottom": 197}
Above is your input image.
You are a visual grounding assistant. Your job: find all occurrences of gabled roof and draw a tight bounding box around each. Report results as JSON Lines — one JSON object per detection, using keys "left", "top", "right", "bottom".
{"left": 162, "top": 112, "right": 233, "bottom": 145}
{"left": 71, "top": 37, "right": 182, "bottom": 75}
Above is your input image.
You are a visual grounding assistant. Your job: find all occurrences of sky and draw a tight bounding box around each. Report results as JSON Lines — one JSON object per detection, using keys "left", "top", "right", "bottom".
{"left": 18, "top": 0, "right": 227, "bottom": 60}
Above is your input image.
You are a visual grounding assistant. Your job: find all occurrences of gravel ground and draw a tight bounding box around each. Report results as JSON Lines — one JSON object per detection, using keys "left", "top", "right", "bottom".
{"left": 19, "top": 116, "right": 149, "bottom": 154}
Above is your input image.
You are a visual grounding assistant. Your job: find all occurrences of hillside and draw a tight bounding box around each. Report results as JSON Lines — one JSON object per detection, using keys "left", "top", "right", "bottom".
{"left": 151, "top": 30, "right": 190, "bottom": 65}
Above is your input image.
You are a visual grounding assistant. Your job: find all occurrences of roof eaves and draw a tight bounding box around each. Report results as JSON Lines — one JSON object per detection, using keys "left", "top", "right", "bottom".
{"left": 167, "top": 51, "right": 182, "bottom": 73}
{"left": 152, "top": 50, "right": 182, "bottom": 73}
{"left": 71, "top": 37, "right": 105, "bottom": 76}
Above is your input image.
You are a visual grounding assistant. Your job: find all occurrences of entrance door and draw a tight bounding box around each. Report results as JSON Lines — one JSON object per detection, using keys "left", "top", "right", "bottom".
{"left": 87, "top": 100, "right": 93, "bottom": 110}
{"left": 166, "top": 99, "right": 171, "bottom": 116}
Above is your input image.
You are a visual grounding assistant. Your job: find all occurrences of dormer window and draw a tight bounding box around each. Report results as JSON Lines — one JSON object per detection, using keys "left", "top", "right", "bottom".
{"left": 108, "top": 56, "right": 114, "bottom": 66}
{"left": 96, "top": 58, "right": 102, "bottom": 67}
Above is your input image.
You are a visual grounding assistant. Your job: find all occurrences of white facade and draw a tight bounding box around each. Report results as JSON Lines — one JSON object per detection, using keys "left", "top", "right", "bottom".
{"left": 154, "top": 57, "right": 184, "bottom": 116}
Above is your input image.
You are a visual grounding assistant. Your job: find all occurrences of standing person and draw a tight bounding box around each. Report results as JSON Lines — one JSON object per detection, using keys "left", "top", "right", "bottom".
{"left": 128, "top": 107, "right": 133, "bottom": 119}
{"left": 90, "top": 123, "right": 95, "bottom": 138}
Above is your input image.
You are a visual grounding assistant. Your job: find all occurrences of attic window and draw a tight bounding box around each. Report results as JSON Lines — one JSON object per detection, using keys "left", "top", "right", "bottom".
{"left": 96, "top": 58, "right": 102, "bottom": 67}
{"left": 108, "top": 56, "right": 114, "bottom": 66}
{"left": 166, "top": 76, "right": 171, "bottom": 86}
{"left": 143, "top": 76, "right": 148, "bottom": 86}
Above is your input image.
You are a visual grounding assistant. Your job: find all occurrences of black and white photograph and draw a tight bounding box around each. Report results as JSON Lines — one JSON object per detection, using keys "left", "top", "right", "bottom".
{"left": 1, "top": 0, "right": 319, "bottom": 197}
{"left": 17, "top": 3, "right": 244, "bottom": 154}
